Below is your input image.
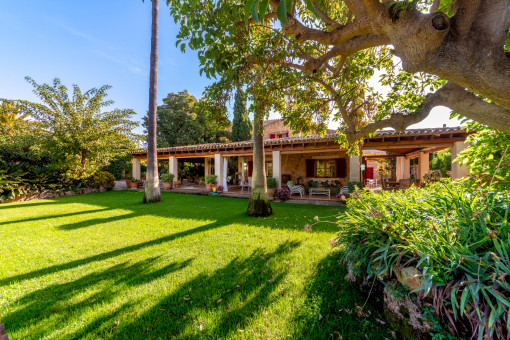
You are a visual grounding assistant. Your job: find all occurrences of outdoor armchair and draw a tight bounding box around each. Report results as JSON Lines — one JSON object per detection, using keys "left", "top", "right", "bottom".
{"left": 287, "top": 180, "right": 305, "bottom": 197}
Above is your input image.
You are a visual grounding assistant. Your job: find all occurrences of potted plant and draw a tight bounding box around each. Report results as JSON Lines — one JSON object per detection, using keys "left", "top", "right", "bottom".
{"left": 267, "top": 178, "right": 276, "bottom": 198}
{"left": 174, "top": 179, "right": 182, "bottom": 189}
{"left": 129, "top": 177, "right": 141, "bottom": 189}
{"left": 160, "top": 173, "right": 174, "bottom": 190}
{"left": 205, "top": 174, "right": 217, "bottom": 192}
{"left": 216, "top": 184, "right": 224, "bottom": 193}
{"left": 275, "top": 187, "right": 290, "bottom": 201}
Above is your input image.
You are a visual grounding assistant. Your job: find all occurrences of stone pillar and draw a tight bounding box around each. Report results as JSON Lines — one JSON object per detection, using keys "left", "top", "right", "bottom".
{"left": 223, "top": 156, "right": 229, "bottom": 192}
{"left": 214, "top": 154, "right": 223, "bottom": 187}
{"left": 131, "top": 158, "right": 141, "bottom": 180}
{"left": 396, "top": 157, "right": 411, "bottom": 180}
{"left": 396, "top": 157, "right": 403, "bottom": 180}
{"left": 403, "top": 157, "right": 410, "bottom": 179}
{"left": 451, "top": 141, "right": 470, "bottom": 180}
{"left": 272, "top": 150, "right": 282, "bottom": 189}
{"left": 349, "top": 156, "right": 361, "bottom": 182}
{"left": 418, "top": 152, "right": 429, "bottom": 181}
{"left": 169, "top": 156, "right": 178, "bottom": 182}
{"left": 204, "top": 158, "right": 209, "bottom": 177}
{"left": 239, "top": 156, "right": 245, "bottom": 183}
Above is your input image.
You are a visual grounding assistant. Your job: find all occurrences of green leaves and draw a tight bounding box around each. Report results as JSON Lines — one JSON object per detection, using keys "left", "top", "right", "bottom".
{"left": 276, "top": 0, "right": 288, "bottom": 25}
{"left": 337, "top": 182, "right": 510, "bottom": 338}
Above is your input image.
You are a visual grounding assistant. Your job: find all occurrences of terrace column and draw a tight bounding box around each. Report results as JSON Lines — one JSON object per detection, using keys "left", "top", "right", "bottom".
{"left": 169, "top": 156, "right": 178, "bottom": 181}
{"left": 214, "top": 154, "right": 224, "bottom": 189}
{"left": 451, "top": 141, "right": 470, "bottom": 180}
{"left": 272, "top": 150, "right": 281, "bottom": 189}
{"left": 131, "top": 158, "right": 141, "bottom": 180}
{"left": 396, "top": 157, "right": 410, "bottom": 180}
{"left": 204, "top": 158, "right": 209, "bottom": 177}
{"left": 223, "top": 156, "right": 229, "bottom": 192}
{"left": 418, "top": 152, "right": 429, "bottom": 181}
{"left": 349, "top": 156, "right": 361, "bottom": 182}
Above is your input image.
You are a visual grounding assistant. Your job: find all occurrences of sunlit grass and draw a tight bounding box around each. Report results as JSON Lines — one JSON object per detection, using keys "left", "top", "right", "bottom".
{"left": 0, "top": 191, "right": 391, "bottom": 339}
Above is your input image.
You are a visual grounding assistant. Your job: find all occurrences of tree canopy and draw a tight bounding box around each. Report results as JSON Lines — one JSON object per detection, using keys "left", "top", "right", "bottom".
{"left": 231, "top": 87, "right": 253, "bottom": 142}
{"left": 169, "top": 0, "right": 510, "bottom": 150}
{"left": 17, "top": 77, "right": 142, "bottom": 177}
{"left": 143, "top": 90, "right": 231, "bottom": 147}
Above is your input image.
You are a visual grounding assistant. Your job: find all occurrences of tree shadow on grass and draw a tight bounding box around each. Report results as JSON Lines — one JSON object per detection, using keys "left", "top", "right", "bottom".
{"left": 1, "top": 192, "right": 338, "bottom": 288}
{"left": 291, "top": 252, "right": 393, "bottom": 339}
{"left": 112, "top": 240, "right": 301, "bottom": 339}
{"left": 0, "top": 207, "right": 109, "bottom": 226}
{"left": 0, "top": 220, "right": 219, "bottom": 287}
{"left": 3, "top": 256, "right": 193, "bottom": 339}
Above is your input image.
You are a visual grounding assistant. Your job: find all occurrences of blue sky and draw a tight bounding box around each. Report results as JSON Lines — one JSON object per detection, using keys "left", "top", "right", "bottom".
{"left": 0, "top": 1, "right": 459, "bottom": 134}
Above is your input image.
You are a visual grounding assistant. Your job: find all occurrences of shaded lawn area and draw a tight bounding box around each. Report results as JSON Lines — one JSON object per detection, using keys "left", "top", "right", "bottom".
{"left": 0, "top": 191, "right": 391, "bottom": 339}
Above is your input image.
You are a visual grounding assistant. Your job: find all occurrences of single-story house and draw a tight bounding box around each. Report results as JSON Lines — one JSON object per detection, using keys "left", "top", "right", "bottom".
{"left": 128, "top": 120, "right": 470, "bottom": 192}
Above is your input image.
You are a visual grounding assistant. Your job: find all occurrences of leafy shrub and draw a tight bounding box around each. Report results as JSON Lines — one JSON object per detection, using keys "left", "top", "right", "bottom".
{"left": 87, "top": 171, "right": 115, "bottom": 191}
{"left": 205, "top": 174, "right": 217, "bottom": 184}
{"left": 160, "top": 173, "right": 175, "bottom": 183}
{"left": 337, "top": 183, "right": 510, "bottom": 339}
{"left": 347, "top": 181, "right": 363, "bottom": 193}
{"left": 267, "top": 177, "right": 276, "bottom": 189}
{"left": 0, "top": 160, "right": 29, "bottom": 201}
{"left": 106, "top": 155, "right": 131, "bottom": 180}
{"left": 422, "top": 169, "right": 442, "bottom": 184}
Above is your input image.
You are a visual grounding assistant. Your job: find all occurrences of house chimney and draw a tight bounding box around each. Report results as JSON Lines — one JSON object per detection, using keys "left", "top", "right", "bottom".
{"left": 443, "top": 124, "right": 446, "bottom": 128}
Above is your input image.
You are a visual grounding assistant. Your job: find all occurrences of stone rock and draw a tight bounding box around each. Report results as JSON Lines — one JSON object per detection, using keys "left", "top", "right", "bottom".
{"left": 394, "top": 266, "right": 422, "bottom": 292}
{"left": 384, "top": 283, "right": 433, "bottom": 340}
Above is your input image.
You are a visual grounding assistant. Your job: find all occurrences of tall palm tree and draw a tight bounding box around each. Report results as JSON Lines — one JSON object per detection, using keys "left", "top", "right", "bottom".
{"left": 143, "top": 0, "right": 161, "bottom": 203}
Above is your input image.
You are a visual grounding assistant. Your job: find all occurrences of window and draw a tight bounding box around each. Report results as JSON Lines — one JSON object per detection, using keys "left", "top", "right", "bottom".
{"left": 315, "top": 160, "right": 336, "bottom": 178}
{"left": 276, "top": 132, "right": 288, "bottom": 138}
{"left": 306, "top": 158, "right": 346, "bottom": 178}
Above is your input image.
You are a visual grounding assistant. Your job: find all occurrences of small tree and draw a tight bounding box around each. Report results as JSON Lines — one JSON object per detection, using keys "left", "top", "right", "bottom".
{"left": 21, "top": 77, "right": 141, "bottom": 178}
{"left": 231, "top": 87, "right": 252, "bottom": 142}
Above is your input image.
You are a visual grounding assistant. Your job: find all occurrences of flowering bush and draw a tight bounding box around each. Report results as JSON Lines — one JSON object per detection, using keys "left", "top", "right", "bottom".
{"left": 275, "top": 187, "right": 290, "bottom": 201}
{"left": 216, "top": 185, "right": 224, "bottom": 191}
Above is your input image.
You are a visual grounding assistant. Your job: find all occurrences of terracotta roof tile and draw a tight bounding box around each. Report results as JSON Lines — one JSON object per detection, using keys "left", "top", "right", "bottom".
{"left": 129, "top": 126, "right": 465, "bottom": 154}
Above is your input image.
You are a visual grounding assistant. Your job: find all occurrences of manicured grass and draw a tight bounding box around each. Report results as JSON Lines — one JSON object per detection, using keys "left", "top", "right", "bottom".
{"left": 0, "top": 191, "right": 391, "bottom": 339}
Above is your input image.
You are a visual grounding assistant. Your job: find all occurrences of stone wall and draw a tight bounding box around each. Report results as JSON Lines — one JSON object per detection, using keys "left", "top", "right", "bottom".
{"left": 281, "top": 152, "right": 349, "bottom": 186}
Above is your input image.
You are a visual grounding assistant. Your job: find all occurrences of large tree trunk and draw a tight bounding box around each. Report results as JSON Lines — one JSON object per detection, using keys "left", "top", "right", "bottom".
{"left": 247, "top": 109, "right": 272, "bottom": 217}
{"left": 143, "top": 0, "right": 161, "bottom": 203}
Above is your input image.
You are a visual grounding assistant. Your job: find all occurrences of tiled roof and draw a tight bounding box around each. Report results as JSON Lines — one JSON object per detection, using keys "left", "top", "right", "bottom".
{"left": 129, "top": 126, "right": 465, "bottom": 154}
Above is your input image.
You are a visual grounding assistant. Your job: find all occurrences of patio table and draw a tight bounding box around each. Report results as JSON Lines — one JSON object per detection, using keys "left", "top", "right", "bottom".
{"left": 309, "top": 188, "right": 331, "bottom": 198}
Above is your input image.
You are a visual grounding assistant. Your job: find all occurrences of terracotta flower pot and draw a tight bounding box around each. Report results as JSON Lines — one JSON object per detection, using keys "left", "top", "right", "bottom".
{"left": 125, "top": 179, "right": 132, "bottom": 187}
{"left": 129, "top": 182, "right": 139, "bottom": 189}
{"left": 206, "top": 184, "right": 213, "bottom": 192}
{"left": 175, "top": 183, "right": 181, "bottom": 189}
{"left": 163, "top": 182, "right": 173, "bottom": 190}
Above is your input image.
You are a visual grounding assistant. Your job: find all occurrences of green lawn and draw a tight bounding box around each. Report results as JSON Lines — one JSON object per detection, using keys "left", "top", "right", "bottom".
{"left": 0, "top": 191, "right": 391, "bottom": 339}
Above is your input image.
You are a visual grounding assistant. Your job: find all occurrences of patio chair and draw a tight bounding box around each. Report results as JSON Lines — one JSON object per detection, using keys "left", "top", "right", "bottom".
{"left": 339, "top": 186, "right": 349, "bottom": 195}
{"left": 241, "top": 177, "right": 251, "bottom": 191}
{"left": 287, "top": 180, "right": 305, "bottom": 197}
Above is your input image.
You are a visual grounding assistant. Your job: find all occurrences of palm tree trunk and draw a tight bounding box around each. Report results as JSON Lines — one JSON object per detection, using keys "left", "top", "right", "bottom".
{"left": 143, "top": 0, "right": 161, "bottom": 203}
{"left": 247, "top": 108, "right": 272, "bottom": 217}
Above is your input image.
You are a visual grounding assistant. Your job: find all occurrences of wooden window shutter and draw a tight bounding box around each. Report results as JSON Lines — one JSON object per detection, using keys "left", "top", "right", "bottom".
{"left": 270, "top": 134, "right": 275, "bottom": 139}
{"left": 305, "top": 159, "right": 315, "bottom": 177}
{"left": 336, "top": 158, "right": 347, "bottom": 178}
{"left": 248, "top": 161, "right": 253, "bottom": 177}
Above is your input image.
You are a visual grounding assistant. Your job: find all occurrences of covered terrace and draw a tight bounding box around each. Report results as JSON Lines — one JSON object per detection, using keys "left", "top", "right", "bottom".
{"left": 128, "top": 126, "right": 471, "bottom": 196}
